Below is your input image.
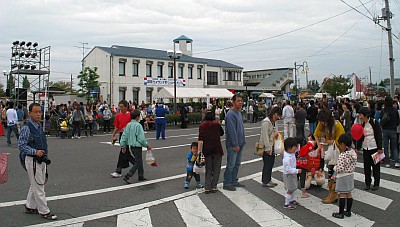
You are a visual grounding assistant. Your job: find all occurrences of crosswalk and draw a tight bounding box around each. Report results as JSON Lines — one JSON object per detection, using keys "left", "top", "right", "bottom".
{"left": 25, "top": 163, "right": 399, "bottom": 227}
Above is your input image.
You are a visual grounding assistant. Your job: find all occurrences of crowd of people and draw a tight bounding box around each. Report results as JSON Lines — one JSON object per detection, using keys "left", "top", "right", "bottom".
{"left": 8, "top": 92, "right": 400, "bottom": 221}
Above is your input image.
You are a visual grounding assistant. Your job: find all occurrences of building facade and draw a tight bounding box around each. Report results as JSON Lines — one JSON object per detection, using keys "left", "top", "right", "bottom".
{"left": 83, "top": 36, "right": 243, "bottom": 105}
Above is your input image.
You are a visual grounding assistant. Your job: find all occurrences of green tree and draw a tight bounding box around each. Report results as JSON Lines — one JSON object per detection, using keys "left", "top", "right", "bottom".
{"left": 307, "top": 80, "right": 320, "bottom": 93}
{"left": 323, "top": 75, "right": 353, "bottom": 99}
{"left": 77, "top": 67, "right": 100, "bottom": 99}
{"left": 0, "top": 83, "right": 5, "bottom": 97}
{"left": 49, "top": 80, "right": 74, "bottom": 93}
{"left": 22, "top": 75, "right": 30, "bottom": 89}
{"left": 378, "top": 80, "right": 385, "bottom": 87}
{"left": 7, "top": 75, "right": 15, "bottom": 91}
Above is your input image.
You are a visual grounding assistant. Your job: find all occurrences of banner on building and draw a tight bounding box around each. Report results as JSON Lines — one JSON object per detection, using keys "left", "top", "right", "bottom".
{"left": 144, "top": 78, "right": 186, "bottom": 87}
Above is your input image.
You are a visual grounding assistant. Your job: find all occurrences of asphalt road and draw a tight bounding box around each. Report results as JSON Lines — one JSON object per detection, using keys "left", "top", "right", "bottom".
{"left": 0, "top": 121, "right": 399, "bottom": 227}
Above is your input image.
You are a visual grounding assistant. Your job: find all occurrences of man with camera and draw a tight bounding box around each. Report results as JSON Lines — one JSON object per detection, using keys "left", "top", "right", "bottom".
{"left": 18, "top": 103, "right": 57, "bottom": 220}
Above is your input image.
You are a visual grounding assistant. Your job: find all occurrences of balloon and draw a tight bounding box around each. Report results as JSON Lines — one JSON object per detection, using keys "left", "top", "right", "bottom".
{"left": 351, "top": 123, "right": 364, "bottom": 140}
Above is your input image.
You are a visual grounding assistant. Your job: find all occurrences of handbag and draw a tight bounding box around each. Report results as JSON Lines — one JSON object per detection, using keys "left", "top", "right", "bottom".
{"left": 254, "top": 136, "right": 265, "bottom": 156}
{"left": 0, "top": 153, "right": 10, "bottom": 184}
{"left": 195, "top": 152, "right": 206, "bottom": 167}
{"left": 193, "top": 164, "right": 205, "bottom": 173}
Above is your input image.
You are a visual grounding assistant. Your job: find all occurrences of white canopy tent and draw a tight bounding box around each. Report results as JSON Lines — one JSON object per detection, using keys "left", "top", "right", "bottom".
{"left": 154, "top": 87, "right": 234, "bottom": 99}
{"left": 259, "top": 93, "right": 275, "bottom": 98}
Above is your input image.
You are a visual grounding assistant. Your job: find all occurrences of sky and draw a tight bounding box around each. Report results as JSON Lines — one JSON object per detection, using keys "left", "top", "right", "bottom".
{"left": 1, "top": 0, "right": 400, "bottom": 89}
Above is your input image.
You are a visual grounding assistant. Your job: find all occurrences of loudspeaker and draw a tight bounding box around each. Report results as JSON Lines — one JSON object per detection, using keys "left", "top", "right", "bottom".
{"left": 16, "top": 88, "right": 27, "bottom": 100}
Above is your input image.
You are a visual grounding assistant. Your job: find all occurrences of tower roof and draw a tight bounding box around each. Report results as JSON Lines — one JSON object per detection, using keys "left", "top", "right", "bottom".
{"left": 173, "top": 35, "right": 193, "bottom": 43}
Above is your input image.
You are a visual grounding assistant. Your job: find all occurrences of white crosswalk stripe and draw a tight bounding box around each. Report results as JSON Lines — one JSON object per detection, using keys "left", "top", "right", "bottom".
{"left": 174, "top": 195, "right": 220, "bottom": 226}
{"left": 117, "top": 208, "right": 152, "bottom": 227}
{"left": 21, "top": 164, "right": 398, "bottom": 227}
{"left": 221, "top": 186, "right": 302, "bottom": 226}
{"left": 356, "top": 162, "right": 400, "bottom": 177}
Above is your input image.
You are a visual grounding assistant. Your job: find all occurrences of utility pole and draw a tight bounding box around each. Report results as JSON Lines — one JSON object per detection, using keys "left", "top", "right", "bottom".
{"left": 70, "top": 74, "right": 73, "bottom": 93}
{"left": 74, "top": 42, "right": 89, "bottom": 71}
{"left": 384, "top": 0, "right": 395, "bottom": 97}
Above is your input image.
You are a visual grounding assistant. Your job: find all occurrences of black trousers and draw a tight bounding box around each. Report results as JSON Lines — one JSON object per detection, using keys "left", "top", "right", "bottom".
{"left": 115, "top": 132, "right": 135, "bottom": 173}
{"left": 297, "top": 167, "right": 307, "bottom": 188}
{"left": 262, "top": 152, "right": 275, "bottom": 184}
{"left": 186, "top": 170, "right": 200, "bottom": 183}
{"left": 296, "top": 125, "right": 305, "bottom": 142}
{"left": 363, "top": 148, "right": 380, "bottom": 186}
{"left": 204, "top": 155, "right": 222, "bottom": 190}
{"left": 126, "top": 147, "right": 144, "bottom": 178}
{"left": 103, "top": 120, "right": 111, "bottom": 132}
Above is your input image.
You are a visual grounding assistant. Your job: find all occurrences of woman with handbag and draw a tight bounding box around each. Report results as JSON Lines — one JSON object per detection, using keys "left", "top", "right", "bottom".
{"left": 198, "top": 111, "right": 224, "bottom": 193}
{"left": 359, "top": 107, "right": 383, "bottom": 190}
{"left": 314, "top": 108, "right": 345, "bottom": 203}
{"left": 260, "top": 106, "right": 281, "bottom": 188}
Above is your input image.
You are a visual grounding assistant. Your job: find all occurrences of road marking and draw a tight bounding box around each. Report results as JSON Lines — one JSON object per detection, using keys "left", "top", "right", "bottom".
{"left": 0, "top": 158, "right": 262, "bottom": 208}
{"left": 221, "top": 187, "right": 301, "bottom": 226}
{"left": 117, "top": 208, "right": 152, "bottom": 227}
{"left": 277, "top": 170, "right": 393, "bottom": 211}
{"left": 65, "top": 223, "right": 84, "bottom": 227}
{"left": 354, "top": 172, "right": 400, "bottom": 192}
{"left": 174, "top": 195, "right": 220, "bottom": 226}
{"left": 252, "top": 176, "right": 375, "bottom": 227}
{"left": 356, "top": 162, "right": 400, "bottom": 177}
{"left": 25, "top": 164, "right": 274, "bottom": 227}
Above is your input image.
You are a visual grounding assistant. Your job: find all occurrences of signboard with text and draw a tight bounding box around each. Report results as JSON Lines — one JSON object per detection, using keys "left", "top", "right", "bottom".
{"left": 144, "top": 78, "right": 186, "bottom": 87}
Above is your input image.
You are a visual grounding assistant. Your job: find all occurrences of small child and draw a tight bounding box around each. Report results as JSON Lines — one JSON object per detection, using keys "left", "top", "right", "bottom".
{"left": 332, "top": 133, "right": 357, "bottom": 219}
{"left": 184, "top": 142, "right": 203, "bottom": 189}
{"left": 44, "top": 115, "right": 51, "bottom": 136}
{"left": 283, "top": 137, "right": 302, "bottom": 209}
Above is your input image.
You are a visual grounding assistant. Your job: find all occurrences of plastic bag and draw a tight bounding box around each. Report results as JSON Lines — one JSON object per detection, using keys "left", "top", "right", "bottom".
{"left": 146, "top": 150, "right": 156, "bottom": 165}
{"left": 273, "top": 133, "right": 284, "bottom": 155}
{"left": 0, "top": 153, "right": 10, "bottom": 184}
{"left": 324, "top": 143, "right": 340, "bottom": 165}
{"left": 193, "top": 164, "right": 205, "bottom": 173}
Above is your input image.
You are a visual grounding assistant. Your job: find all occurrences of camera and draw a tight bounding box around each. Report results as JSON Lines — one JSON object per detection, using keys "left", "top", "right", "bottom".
{"left": 36, "top": 155, "right": 51, "bottom": 165}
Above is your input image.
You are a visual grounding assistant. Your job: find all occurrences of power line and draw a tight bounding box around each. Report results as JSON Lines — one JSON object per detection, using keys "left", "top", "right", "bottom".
{"left": 358, "top": 0, "right": 375, "bottom": 17}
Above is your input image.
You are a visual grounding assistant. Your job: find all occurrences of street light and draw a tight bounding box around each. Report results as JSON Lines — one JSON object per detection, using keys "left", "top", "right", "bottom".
{"left": 167, "top": 49, "right": 182, "bottom": 113}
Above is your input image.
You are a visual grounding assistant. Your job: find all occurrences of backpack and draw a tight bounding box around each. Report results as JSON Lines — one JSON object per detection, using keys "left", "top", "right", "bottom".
{"left": 381, "top": 109, "right": 390, "bottom": 126}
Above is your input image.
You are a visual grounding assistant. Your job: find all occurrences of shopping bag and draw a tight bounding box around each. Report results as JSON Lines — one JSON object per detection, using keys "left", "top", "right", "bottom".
{"left": 193, "top": 164, "right": 205, "bottom": 173}
{"left": 273, "top": 133, "right": 284, "bottom": 155}
{"left": 0, "top": 153, "right": 10, "bottom": 184}
{"left": 254, "top": 135, "right": 265, "bottom": 156}
{"left": 324, "top": 143, "right": 340, "bottom": 165}
{"left": 145, "top": 149, "right": 156, "bottom": 165}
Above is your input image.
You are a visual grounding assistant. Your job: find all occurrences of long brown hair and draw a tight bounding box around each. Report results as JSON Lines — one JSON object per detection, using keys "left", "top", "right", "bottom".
{"left": 318, "top": 108, "right": 335, "bottom": 137}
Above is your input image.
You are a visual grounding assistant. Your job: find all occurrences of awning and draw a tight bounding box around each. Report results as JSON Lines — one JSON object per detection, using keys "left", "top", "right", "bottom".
{"left": 154, "top": 87, "right": 233, "bottom": 99}
{"left": 259, "top": 93, "right": 275, "bottom": 98}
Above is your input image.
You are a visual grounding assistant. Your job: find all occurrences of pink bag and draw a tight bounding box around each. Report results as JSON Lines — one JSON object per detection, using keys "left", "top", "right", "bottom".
{"left": 0, "top": 153, "right": 10, "bottom": 184}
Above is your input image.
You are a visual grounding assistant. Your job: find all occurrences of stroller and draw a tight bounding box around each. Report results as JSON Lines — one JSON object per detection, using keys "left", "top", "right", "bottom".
{"left": 57, "top": 118, "right": 72, "bottom": 139}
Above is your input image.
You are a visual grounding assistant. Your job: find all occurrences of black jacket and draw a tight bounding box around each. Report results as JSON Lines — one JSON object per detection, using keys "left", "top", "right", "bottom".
{"left": 306, "top": 105, "right": 318, "bottom": 123}
{"left": 380, "top": 107, "right": 400, "bottom": 131}
{"left": 360, "top": 118, "right": 382, "bottom": 150}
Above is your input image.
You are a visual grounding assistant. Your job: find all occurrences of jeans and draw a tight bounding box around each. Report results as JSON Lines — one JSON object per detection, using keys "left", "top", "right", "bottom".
{"left": 6, "top": 124, "right": 19, "bottom": 145}
{"left": 223, "top": 146, "right": 243, "bottom": 186}
{"left": 383, "top": 129, "right": 399, "bottom": 163}
{"left": 185, "top": 170, "right": 200, "bottom": 183}
{"left": 156, "top": 123, "right": 166, "bottom": 139}
{"left": 126, "top": 147, "right": 144, "bottom": 178}
{"left": 72, "top": 121, "right": 81, "bottom": 137}
{"left": 309, "top": 121, "right": 317, "bottom": 136}
{"left": 262, "top": 152, "right": 275, "bottom": 184}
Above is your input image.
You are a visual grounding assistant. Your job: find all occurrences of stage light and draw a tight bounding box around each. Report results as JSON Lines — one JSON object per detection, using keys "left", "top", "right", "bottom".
{"left": 19, "top": 52, "right": 25, "bottom": 57}
{"left": 31, "top": 65, "right": 36, "bottom": 70}
{"left": 26, "top": 42, "right": 32, "bottom": 47}
{"left": 31, "top": 52, "right": 37, "bottom": 58}
{"left": 25, "top": 51, "right": 31, "bottom": 57}
{"left": 12, "top": 52, "right": 17, "bottom": 57}
{"left": 12, "top": 64, "right": 18, "bottom": 69}
{"left": 32, "top": 42, "right": 38, "bottom": 48}
{"left": 20, "top": 41, "right": 26, "bottom": 46}
{"left": 18, "top": 64, "right": 24, "bottom": 69}
{"left": 24, "top": 65, "right": 30, "bottom": 70}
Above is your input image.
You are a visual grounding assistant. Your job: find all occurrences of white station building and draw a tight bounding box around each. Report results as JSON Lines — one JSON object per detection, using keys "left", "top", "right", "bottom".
{"left": 83, "top": 35, "right": 243, "bottom": 105}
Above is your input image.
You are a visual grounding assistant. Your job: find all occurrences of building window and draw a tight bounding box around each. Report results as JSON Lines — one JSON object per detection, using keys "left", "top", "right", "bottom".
{"left": 132, "top": 63, "right": 139, "bottom": 77}
{"left": 157, "top": 65, "right": 163, "bottom": 78}
{"left": 207, "top": 71, "right": 218, "bottom": 85}
{"left": 168, "top": 65, "right": 173, "bottom": 78}
{"left": 178, "top": 65, "right": 183, "bottom": 79}
{"left": 146, "top": 64, "right": 152, "bottom": 77}
{"left": 132, "top": 89, "right": 139, "bottom": 102}
{"left": 197, "top": 67, "right": 202, "bottom": 79}
{"left": 119, "top": 62, "right": 125, "bottom": 76}
{"left": 119, "top": 89, "right": 126, "bottom": 101}
{"left": 188, "top": 66, "right": 193, "bottom": 79}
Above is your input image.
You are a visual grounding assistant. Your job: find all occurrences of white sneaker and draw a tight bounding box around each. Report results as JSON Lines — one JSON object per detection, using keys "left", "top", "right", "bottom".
{"left": 78, "top": 136, "right": 81, "bottom": 139}
{"left": 111, "top": 172, "right": 121, "bottom": 178}
{"left": 385, "top": 164, "right": 390, "bottom": 168}
{"left": 395, "top": 163, "right": 400, "bottom": 168}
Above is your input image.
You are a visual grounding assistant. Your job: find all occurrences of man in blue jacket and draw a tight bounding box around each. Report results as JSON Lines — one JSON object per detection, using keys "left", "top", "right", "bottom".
{"left": 154, "top": 102, "right": 169, "bottom": 140}
{"left": 223, "top": 94, "right": 246, "bottom": 191}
